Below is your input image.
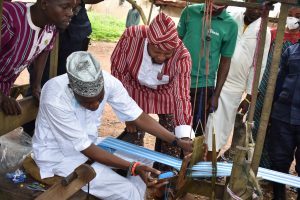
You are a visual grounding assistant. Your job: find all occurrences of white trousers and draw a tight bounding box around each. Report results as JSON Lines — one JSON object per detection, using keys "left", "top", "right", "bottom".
{"left": 205, "top": 89, "right": 243, "bottom": 151}
{"left": 51, "top": 149, "right": 152, "bottom": 200}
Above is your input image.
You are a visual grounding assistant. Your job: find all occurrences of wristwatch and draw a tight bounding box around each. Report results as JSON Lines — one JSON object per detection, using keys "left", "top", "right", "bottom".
{"left": 171, "top": 137, "right": 180, "bottom": 146}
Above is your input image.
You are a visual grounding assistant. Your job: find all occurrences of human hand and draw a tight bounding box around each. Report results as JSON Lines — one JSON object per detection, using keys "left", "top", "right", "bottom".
{"left": 206, "top": 95, "right": 219, "bottom": 113}
{"left": 32, "top": 85, "right": 41, "bottom": 106}
{"left": 0, "top": 94, "right": 22, "bottom": 115}
{"left": 135, "top": 165, "right": 168, "bottom": 188}
{"left": 125, "top": 121, "right": 137, "bottom": 133}
{"left": 177, "top": 137, "right": 193, "bottom": 156}
{"left": 237, "top": 99, "right": 250, "bottom": 115}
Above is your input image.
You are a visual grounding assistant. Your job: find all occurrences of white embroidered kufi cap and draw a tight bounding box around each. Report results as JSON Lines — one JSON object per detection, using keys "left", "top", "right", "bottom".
{"left": 67, "top": 51, "right": 104, "bottom": 97}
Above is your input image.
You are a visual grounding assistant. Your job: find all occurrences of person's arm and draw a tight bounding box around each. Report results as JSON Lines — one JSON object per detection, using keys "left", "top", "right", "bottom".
{"left": 239, "top": 28, "right": 272, "bottom": 114}
{"left": 172, "top": 55, "right": 195, "bottom": 139}
{"left": 208, "top": 19, "right": 238, "bottom": 112}
{"left": 273, "top": 47, "right": 290, "bottom": 102}
{"left": 207, "top": 56, "right": 231, "bottom": 112}
{"left": 31, "top": 51, "right": 49, "bottom": 102}
{"left": 132, "top": 112, "right": 192, "bottom": 152}
{"left": 0, "top": 89, "right": 21, "bottom": 115}
{"left": 177, "top": 7, "right": 188, "bottom": 40}
{"left": 43, "top": 102, "right": 162, "bottom": 186}
{"left": 107, "top": 75, "right": 193, "bottom": 153}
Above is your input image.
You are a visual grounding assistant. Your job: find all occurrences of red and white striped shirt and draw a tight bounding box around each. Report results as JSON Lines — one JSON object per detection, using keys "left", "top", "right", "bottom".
{"left": 111, "top": 26, "right": 194, "bottom": 137}
{"left": 0, "top": 2, "right": 56, "bottom": 96}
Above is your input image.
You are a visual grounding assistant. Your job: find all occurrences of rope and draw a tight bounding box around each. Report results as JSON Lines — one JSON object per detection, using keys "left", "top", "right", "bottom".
{"left": 226, "top": 185, "right": 243, "bottom": 200}
{"left": 191, "top": 0, "right": 213, "bottom": 137}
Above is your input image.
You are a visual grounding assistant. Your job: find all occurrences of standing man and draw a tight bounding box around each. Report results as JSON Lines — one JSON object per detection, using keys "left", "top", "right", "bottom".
{"left": 177, "top": 3, "right": 238, "bottom": 159}
{"left": 125, "top": 1, "right": 140, "bottom": 28}
{"left": 205, "top": 6, "right": 271, "bottom": 154}
{"left": 111, "top": 13, "right": 194, "bottom": 167}
{"left": 268, "top": 41, "right": 300, "bottom": 200}
{"left": 0, "top": 0, "right": 75, "bottom": 115}
{"left": 32, "top": 51, "right": 193, "bottom": 200}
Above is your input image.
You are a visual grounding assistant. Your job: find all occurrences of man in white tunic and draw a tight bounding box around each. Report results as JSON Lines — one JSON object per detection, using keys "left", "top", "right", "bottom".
{"left": 32, "top": 51, "right": 193, "bottom": 200}
{"left": 205, "top": 7, "right": 271, "bottom": 153}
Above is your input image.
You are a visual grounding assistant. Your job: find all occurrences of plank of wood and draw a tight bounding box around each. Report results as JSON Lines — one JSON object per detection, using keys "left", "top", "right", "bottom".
{"left": 10, "top": 84, "right": 30, "bottom": 99}
{"left": 0, "top": 97, "right": 38, "bottom": 136}
{"left": 0, "top": 173, "right": 99, "bottom": 200}
{"left": 35, "top": 164, "right": 96, "bottom": 200}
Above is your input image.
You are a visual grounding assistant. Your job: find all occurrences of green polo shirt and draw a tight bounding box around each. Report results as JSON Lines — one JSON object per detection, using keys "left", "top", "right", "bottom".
{"left": 177, "top": 4, "right": 238, "bottom": 88}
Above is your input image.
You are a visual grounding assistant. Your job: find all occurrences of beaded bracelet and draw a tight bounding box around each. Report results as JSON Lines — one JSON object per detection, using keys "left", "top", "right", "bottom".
{"left": 131, "top": 162, "right": 141, "bottom": 176}
{"left": 128, "top": 162, "right": 135, "bottom": 176}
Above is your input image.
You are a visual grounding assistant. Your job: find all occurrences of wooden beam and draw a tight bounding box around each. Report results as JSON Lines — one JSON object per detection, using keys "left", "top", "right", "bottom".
{"left": 247, "top": 8, "right": 270, "bottom": 124}
{"left": 49, "top": 33, "right": 59, "bottom": 79}
{"left": 251, "top": 3, "right": 289, "bottom": 175}
{"left": 0, "top": 97, "right": 38, "bottom": 136}
{"left": 10, "top": 84, "right": 30, "bottom": 99}
{"left": 35, "top": 164, "right": 96, "bottom": 200}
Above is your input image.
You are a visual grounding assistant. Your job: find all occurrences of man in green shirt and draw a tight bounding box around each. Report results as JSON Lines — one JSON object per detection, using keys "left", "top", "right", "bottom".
{"left": 177, "top": 4, "right": 238, "bottom": 153}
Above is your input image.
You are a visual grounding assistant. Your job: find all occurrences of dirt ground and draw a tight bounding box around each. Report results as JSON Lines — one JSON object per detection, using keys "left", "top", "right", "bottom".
{"left": 15, "top": 41, "right": 298, "bottom": 199}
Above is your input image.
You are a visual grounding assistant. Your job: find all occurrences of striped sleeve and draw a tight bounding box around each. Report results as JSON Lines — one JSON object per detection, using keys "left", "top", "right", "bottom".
{"left": 111, "top": 31, "right": 131, "bottom": 89}
{"left": 173, "top": 52, "right": 193, "bottom": 127}
{"left": 1, "top": 9, "right": 15, "bottom": 49}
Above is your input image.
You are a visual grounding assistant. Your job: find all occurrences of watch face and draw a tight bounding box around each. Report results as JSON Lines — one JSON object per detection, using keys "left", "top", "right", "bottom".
{"left": 172, "top": 138, "right": 179, "bottom": 146}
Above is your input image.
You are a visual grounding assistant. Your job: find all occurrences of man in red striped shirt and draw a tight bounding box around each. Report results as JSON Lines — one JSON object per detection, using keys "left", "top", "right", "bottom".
{"left": 111, "top": 13, "right": 194, "bottom": 168}
{"left": 0, "top": 0, "right": 76, "bottom": 115}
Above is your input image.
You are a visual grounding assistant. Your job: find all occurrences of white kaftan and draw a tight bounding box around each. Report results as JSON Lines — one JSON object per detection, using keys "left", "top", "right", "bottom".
{"left": 32, "top": 72, "right": 149, "bottom": 200}
{"left": 205, "top": 8, "right": 271, "bottom": 151}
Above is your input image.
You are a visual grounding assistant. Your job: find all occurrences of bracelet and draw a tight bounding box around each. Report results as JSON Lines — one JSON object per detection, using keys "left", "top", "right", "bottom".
{"left": 131, "top": 162, "right": 141, "bottom": 176}
{"left": 128, "top": 162, "right": 135, "bottom": 176}
{"left": 244, "top": 98, "right": 251, "bottom": 104}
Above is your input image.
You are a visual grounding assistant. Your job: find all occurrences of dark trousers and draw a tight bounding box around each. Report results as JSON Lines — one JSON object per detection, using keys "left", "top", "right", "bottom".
{"left": 190, "top": 87, "right": 214, "bottom": 136}
{"left": 269, "top": 118, "right": 300, "bottom": 199}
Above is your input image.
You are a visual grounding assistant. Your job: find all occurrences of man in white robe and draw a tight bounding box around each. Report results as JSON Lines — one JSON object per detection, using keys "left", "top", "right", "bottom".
{"left": 205, "top": 7, "right": 271, "bottom": 153}
{"left": 32, "top": 51, "right": 193, "bottom": 200}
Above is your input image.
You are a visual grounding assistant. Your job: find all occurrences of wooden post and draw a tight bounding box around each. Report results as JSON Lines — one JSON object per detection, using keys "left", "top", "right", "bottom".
{"left": 49, "top": 33, "right": 59, "bottom": 79}
{"left": 247, "top": 8, "right": 270, "bottom": 123}
{"left": 251, "top": 3, "right": 289, "bottom": 175}
{"left": 0, "top": 97, "right": 38, "bottom": 136}
{"left": 147, "top": 1, "right": 154, "bottom": 25}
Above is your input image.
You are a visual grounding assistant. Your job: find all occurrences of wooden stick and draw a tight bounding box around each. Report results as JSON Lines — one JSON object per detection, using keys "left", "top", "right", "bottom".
{"left": 251, "top": 3, "right": 289, "bottom": 175}
{"left": 147, "top": 1, "right": 154, "bottom": 25}
{"left": 35, "top": 164, "right": 96, "bottom": 200}
{"left": 247, "top": 8, "right": 270, "bottom": 125}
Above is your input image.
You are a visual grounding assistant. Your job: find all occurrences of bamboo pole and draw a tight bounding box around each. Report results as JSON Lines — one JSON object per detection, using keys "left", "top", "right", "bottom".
{"left": 247, "top": 8, "right": 270, "bottom": 124}
{"left": 147, "top": 1, "right": 154, "bottom": 25}
{"left": 251, "top": 3, "right": 289, "bottom": 175}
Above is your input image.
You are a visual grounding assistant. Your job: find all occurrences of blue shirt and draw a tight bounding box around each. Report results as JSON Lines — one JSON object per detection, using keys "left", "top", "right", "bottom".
{"left": 272, "top": 41, "right": 300, "bottom": 125}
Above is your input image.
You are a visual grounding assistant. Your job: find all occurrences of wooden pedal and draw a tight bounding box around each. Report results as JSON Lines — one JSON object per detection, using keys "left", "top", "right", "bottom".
{"left": 35, "top": 164, "right": 96, "bottom": 200}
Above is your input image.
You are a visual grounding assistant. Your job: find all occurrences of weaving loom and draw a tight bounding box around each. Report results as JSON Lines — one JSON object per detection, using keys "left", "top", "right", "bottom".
{"left": 98, "top": 137, "right": 300, "bottom": 188}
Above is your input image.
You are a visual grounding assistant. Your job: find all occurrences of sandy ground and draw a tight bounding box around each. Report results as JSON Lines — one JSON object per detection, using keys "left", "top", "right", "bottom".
{"left": 14, "top": 41, "right": 297, "bottom": 199}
